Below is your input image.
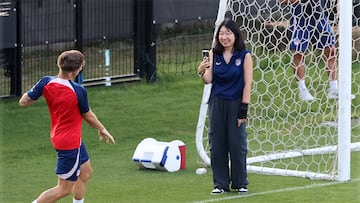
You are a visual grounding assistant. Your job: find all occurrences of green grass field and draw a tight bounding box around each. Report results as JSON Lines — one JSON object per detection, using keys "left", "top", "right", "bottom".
{"left": 1, "top": 74, "right": 359, "bottom": 203}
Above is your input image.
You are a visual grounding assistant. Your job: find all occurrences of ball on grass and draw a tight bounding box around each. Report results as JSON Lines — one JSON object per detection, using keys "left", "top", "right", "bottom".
{"left": 196, "top": 167, "right": 207, "bottom": 175}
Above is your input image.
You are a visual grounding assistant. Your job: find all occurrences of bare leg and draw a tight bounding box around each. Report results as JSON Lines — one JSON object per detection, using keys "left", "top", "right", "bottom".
{"left": 73, "top": 160, "right": 93, "bottom": 200}
{"left": 292, "top": 52, "right": 306, "bottom": 81}
{"left": 35, "top": 178, "right": 76, "bottom": 203}
{"left": 324, "top": 46, "right": 337, "bottom": 81}
{"left": 293, "top": 52, "right": 314, "bottom": 101}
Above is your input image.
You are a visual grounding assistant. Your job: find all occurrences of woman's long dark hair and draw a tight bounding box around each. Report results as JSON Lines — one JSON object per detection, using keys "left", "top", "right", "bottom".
{"left": 213, "top": 19, "right": 246, "bottom": 55}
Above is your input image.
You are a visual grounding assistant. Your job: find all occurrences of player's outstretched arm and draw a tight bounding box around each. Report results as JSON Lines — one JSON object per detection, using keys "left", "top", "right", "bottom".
{"left": 82, "top": 110, "right": 116, "bottom": 144}
{"left": 19, "top": 93, "right": 36, "bottom": 107}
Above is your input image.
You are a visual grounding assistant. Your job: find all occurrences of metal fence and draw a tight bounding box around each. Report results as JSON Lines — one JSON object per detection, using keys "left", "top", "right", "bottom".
{"left": 0, "top": 0, "right": 218, "bottom": 97}
{"left": 1, "top": 0, "right": 138, "bottom": 97}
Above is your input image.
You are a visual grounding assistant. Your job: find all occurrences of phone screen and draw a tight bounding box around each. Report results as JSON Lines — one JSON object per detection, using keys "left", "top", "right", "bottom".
{"left": 202, "top": 50, "right": 209, "bottom": 59}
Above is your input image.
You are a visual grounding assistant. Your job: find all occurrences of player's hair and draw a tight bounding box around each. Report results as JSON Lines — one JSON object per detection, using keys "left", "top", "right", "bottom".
{"left": 57, "top": 50, "right": 85, "bottom": 72}
{"left": 213, "top": 18, "right": 246, "bottom": 55}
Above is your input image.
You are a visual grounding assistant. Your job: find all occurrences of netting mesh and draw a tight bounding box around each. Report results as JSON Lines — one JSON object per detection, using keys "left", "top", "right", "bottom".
{"left": 196, "top": 0, "right": 360, "bottom": 180}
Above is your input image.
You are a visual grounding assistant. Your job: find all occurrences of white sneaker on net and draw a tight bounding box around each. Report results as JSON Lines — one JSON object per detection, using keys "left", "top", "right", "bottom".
{"left": 328, "top": 90, "right": 338, "bottom": 99}
{"left": 299, "top": 88, "right": 315, "bottom": 101}
{"left": 328, "top": 90, "right": 356, "bottom": 100}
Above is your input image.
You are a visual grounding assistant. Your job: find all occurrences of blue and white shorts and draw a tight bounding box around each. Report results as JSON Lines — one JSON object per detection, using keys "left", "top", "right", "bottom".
{"left": 55, "top": 142, "right": 89, "bottom": 181}
{"left": 289, "top": 16, "right": 335, "bottom": 52}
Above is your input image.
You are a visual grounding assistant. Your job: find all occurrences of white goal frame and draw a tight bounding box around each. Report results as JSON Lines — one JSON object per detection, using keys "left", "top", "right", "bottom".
{"left": 195, "top": 0, "right": 360, "bottom": 181}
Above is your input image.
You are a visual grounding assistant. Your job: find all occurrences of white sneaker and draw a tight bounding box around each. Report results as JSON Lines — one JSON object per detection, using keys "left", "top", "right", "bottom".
{"left": 299, "top": 88, "right": 315, "bottom": 101}
{"left": 328, "top": 91, "right": 355, "bottom": 100}
{"left": 210, "top": 188, "right": 226, "bottom": 195}
{"left": 328, "top": 90, "right": 338, "bottom": 99}
{"left": 238, "top": 187, "right": 248, "bottom": 193}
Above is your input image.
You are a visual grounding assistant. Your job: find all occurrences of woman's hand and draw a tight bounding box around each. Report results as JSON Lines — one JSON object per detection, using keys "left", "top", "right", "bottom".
{"left": 197, "top": 57, "right": 211, "bottom": 76}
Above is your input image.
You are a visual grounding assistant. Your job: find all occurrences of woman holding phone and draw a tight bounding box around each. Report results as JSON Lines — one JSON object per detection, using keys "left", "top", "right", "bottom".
{"left": 197, "top": 19, "right": 253, "bottom": 194}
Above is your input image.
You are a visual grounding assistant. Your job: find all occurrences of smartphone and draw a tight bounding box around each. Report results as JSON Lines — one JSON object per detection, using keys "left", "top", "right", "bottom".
{"left": 202, "top": 49, "right": 209, "bottom": 60}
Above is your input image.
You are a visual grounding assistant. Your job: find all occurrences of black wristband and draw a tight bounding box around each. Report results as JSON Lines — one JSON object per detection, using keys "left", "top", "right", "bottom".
{"left": 238, "top": 103, "right": 248, "bottom": 119}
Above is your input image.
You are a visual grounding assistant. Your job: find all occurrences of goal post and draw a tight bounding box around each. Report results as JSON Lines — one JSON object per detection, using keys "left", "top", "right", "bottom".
{"left": 195, "top": 0, "right": 227, "bottom": 166}
{"left": 337, "top": 0, "right": 352, "bottom": 182}
{"left": 195, "top": 0, "right": 360, "bottom": 181}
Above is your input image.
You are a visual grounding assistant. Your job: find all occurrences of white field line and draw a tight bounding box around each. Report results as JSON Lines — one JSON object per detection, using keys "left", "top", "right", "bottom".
{"left": 191, "top": 178, "right": 360, "bottom": 203}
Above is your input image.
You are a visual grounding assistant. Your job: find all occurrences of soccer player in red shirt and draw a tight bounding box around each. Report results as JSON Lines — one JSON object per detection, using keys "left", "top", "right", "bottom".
{"left": 19, "top": 50, "right": 115, "bottom": 203}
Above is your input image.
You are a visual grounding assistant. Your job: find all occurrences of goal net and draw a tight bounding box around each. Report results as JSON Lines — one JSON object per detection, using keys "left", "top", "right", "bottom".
{"left": 195, "top": 0, "right": 360, "bottom": 181}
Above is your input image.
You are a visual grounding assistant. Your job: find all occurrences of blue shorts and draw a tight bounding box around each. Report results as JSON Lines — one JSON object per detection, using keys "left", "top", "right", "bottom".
{"left": 289, "top": 16, "right": 335, "bottom": 52}
{"left": 55, "top": 142, "right": 89, "bottom": 181}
